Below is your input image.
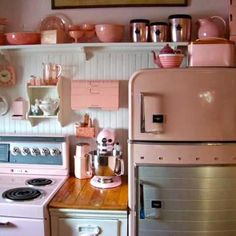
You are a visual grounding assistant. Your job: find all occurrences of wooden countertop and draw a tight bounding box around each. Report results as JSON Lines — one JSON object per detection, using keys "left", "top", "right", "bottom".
{"left": 49, "top": 176, "right": 128, "bottom": 211}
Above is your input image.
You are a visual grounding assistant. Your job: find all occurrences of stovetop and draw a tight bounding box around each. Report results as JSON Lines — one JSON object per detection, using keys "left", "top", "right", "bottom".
{"left": 0, "top": 135, "right": 69, "bottom": 219}
{"left": 0, "top": 174, "right": 67, "bottom": 218}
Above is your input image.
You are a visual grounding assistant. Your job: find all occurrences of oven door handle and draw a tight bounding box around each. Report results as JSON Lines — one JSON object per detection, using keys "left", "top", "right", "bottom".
{"left": 77, "top": 224, "right": 100, "bottom": 235}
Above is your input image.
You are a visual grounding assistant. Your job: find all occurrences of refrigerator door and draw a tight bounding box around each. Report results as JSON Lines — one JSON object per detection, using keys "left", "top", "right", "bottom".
{"left": 129, "top": 68, "right": 236, "bottom": 141}
{"left": 137, "top": 165, "right": 236, "bottom": 236}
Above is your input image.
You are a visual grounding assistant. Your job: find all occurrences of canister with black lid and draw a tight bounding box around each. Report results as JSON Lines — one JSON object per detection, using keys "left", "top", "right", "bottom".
{"left": 168, "top": 14, "right": 192, "bottom": 42}
{"left": 150, "top": 22, "right": 168, "bottom": 42}
{"left": 130, "top": 19, "right": 150, "bottom": 42}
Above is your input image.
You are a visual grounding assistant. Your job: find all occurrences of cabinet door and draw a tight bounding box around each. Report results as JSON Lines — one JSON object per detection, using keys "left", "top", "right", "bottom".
{"left": 58, "top": 218, "right": 119, "bottom": 236}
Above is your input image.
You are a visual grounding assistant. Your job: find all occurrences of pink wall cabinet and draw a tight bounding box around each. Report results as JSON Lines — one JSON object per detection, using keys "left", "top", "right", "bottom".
{"left": 71, "top": 80, "right": 119, "bottom": 110}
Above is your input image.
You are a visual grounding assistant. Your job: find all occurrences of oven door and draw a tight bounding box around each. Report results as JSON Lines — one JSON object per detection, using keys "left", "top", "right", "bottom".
{"left": 0, "top": 217, "right": 48, "bottom": 236}
{"left": 136, "top": 165, "right": 236, "bottom": 236}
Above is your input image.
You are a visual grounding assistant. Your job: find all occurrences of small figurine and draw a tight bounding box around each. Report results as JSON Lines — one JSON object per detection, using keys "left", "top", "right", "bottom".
{"left": 96, "top": 128, "right": 115, "bottom": 154}
{"left": 31, "top": 99, "right": 41, "bottom": 115}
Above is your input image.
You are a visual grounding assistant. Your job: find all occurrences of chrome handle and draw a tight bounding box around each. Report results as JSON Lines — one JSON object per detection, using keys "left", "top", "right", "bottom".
{"left": 77, "top": 224, "right": 100, "bottom": 235}
{"left": 139, "top": 180, "right": 162, "bottom": 220}
{"left": 140, "top": 92, "right": 164, "bottom": 134}
{"left": 139, "top": 181, "right": 145, "bottom": 219}
{"left": 114, "top": 157, "right": 124, "bottom": 176}
{"left": 140, "top": 93, "right": 145, "bottom": 133}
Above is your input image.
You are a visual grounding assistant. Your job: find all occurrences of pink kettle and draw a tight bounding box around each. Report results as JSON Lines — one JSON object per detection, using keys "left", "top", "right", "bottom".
{"left": 197, "top": 16, "right": 226, "bottom": 39}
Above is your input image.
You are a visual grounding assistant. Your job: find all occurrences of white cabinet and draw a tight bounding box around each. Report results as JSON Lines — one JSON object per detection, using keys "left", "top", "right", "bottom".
{"left": 50, "top": 209, "right": 127, "bottom": 236}
{"left": 26, "top": 78, "right": 63, "bottom": 126}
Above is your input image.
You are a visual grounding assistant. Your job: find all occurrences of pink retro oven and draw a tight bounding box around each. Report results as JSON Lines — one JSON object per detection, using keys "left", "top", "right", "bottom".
{"left": 0, "top": 135, "right": 69, "bottom": 236}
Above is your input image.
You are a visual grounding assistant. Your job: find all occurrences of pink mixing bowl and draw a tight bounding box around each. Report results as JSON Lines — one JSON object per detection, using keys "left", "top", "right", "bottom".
{"left": 5, "top": 32, "right": 41, "bottom": 45}
{"left": 95, "top": 24, "right": 124, "bottom": 42}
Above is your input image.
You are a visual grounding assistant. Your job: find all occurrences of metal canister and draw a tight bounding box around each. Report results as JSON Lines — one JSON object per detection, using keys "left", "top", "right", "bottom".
{"left": 150, "top": 22, "right": 168, "bottom": 42}
{"left": 168, "top": 14, "right": 192, "bottom": 42}
{"left": 130, "top": 19, "right": 150, "bottom": 42}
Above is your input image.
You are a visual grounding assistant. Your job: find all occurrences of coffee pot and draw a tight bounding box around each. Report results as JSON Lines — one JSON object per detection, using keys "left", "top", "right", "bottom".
{"left": 197, "top": 16, "right": 226, "bottom": 39}
{"left": 42, "top": 63, "right": 62, "bottom": 85}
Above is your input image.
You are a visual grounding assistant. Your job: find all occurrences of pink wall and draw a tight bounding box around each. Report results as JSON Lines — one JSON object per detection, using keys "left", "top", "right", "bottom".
{"left": 0, "top": 0, "right": 228, "bottom": 39}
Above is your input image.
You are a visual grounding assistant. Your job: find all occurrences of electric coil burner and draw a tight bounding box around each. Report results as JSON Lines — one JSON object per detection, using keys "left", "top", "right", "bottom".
{"left": 26, "top": 178, "right": 53, "bottom": 187}
{"left": 0, "top": 135, "right": 69, "bottom": 236}
{"left": 2, "top": 187, "right": 42, "bottom": 201}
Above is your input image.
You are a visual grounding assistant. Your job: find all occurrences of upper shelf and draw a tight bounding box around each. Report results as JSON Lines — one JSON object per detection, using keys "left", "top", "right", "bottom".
{"left": 0, "top": 42, "right": 189, "bottom": 51}
{"left": 0, "top": 42, "right": 189, "bottom": 61}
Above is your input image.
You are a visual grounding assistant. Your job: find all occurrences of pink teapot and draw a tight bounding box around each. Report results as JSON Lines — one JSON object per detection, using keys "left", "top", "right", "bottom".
{"left": 152, "top": 44, "right": 184, "bottom": 68}
{"left": 197, "top": 16, "right": 226, "bottom": 39}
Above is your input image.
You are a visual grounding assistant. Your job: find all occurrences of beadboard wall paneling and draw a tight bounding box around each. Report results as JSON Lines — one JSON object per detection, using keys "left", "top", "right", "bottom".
{"left": 0, "top": 49, "right": 155, "bottom": 172}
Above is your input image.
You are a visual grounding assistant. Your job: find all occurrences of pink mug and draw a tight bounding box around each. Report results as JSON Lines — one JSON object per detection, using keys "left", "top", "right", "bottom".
{"left": 42, "top": 63, "right": 62, "bottom": 85}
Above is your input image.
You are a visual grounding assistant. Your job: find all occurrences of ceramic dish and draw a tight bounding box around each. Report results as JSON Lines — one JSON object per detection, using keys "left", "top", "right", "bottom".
{"left": 0, "top": 95, "right": 8, "bottom": 116}
{"left": 5, "top": 32, "right": 40, "bottom": 45}
{"left": 40, "top": 14, "right": 72, "bottom": 33}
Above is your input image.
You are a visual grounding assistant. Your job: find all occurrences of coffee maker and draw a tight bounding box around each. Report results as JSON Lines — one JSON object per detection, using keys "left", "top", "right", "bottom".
{"left": 89, "top": 129, "right": 124, "bottom": 188}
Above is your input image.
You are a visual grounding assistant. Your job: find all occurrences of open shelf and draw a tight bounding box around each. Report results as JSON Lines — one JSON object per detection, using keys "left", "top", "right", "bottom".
{"left": 0, "top": 42, "right": 189, "bottom": 50}
{"left": 27, "top": 78, "right": 63, "bottom": 127}
{"left": 0, "top": 42, "right": 189, "bottom": 60}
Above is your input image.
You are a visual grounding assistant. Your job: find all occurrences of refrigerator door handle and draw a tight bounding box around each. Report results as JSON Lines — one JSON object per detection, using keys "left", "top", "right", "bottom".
{"left": 139, "top": 181, "right": 145, "bottom": 219}
{"left": 140, "top": 92, "right": 164, "bottom": 134}
{"left": 139, "top": 180, "right": 162, "bottom": 220}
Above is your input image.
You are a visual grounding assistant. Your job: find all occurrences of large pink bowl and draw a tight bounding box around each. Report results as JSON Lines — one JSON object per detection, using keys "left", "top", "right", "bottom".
{"left": 95, "top": 24, "right": 124, "bottom": 42}
{"left": 159, "top": 54, "right": 184, "bottom": 68}
{"left": 5, "top": 32, "right": 41, "bottom": 45}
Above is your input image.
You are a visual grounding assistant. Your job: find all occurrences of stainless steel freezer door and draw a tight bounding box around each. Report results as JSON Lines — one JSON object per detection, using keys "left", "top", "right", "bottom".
{"left": 136, "top": 165, "right": 236, "bottom": 236}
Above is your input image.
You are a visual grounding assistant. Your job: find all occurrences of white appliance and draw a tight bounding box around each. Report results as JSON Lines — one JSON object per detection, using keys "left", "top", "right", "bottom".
{"left": 128, "top": 68, "right": 236, "bottom": 236}
{"left": 0, "top": 135, "right": 69, "bottom": 236}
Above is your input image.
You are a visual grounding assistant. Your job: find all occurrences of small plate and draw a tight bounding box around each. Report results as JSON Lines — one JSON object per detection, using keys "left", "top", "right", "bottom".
{"left": 0, "top": 95, "right": 8, "bottom": 116}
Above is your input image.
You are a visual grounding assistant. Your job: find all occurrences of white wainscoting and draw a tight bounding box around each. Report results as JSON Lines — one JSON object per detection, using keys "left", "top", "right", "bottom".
{"left": 0, "top": 48, "right": 155, "bottom": 173}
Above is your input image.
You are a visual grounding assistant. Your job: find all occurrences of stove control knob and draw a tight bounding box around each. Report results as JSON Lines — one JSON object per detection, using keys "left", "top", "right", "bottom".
{"left": 40, "top": 147, "right": 50, "bottom": 156}
{"left": 50, "top": 148, "right": 61, "bottom": 156}
{"left": 21, "top": 147, "right": 30, "bottom": 156}
{"left": 11, "top": 147, "right": 21, "bottom": 156}
{"left": 30, "top": 147, "right": 40, "bottom": 156}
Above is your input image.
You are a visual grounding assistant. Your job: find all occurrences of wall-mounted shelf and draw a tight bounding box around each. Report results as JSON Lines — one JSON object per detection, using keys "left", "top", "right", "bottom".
{"left": 0, "top": 42, "right": 189, "bottom": 60}
{"left": 26, "top": 79, "right": 63, "bottom": 127}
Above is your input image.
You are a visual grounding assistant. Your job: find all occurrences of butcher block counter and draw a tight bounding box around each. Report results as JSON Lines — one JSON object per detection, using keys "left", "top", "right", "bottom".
{"left": 49, "top": 176, "right": 128, "bottom": 236}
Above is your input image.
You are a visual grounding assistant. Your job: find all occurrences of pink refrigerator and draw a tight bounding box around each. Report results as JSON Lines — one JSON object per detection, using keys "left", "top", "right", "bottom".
{"left": 128, "top": 68, "right": 236, "bottom": 236}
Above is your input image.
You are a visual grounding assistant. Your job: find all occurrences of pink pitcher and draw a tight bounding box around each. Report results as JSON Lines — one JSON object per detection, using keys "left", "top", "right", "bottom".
{"left": 197, "top": 16, "right": 226, "bottom": 39}
{"left": 42, "top": 63, "right": 62, "bottom": 85}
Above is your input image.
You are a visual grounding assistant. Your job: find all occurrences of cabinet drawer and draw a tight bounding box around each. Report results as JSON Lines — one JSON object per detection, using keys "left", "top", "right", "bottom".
{"left": 71, "top": 87, "right": 119, "bottom": 96}
{"left": 58, "top": 218, "right": 119, "bottom": 236}
{"left": 71, "top": 95, "right": 119, "bottom": 110}
{"left": 72, "top": 80, "right": 119, "bottom": 89}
